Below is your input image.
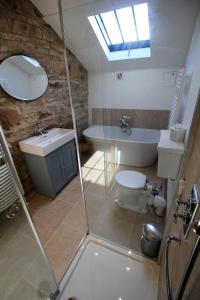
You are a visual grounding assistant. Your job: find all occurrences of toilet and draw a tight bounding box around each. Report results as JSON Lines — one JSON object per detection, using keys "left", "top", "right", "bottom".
{"left": 115, "top": 170, "right": 153, "bottom": 214}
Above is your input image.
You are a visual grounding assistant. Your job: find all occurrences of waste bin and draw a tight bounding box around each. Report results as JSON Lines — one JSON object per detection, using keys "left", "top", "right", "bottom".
{"left": 141, "top": 223, "right": 163, "bottom": 258}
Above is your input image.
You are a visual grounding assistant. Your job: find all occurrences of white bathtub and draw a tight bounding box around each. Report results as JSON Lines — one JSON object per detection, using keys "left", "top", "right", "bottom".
{"left": 83, "top": 125, "right": 160, "bottom": 167}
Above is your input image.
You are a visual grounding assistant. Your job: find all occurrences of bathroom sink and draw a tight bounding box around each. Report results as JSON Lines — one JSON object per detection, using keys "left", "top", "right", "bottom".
{"left": 19, "top": 128, "right": 75, "bottom": 156}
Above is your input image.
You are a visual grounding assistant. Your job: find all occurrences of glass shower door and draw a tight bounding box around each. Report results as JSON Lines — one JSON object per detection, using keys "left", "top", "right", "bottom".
{"left": 0, "top": 129, "right": 58, "bottom": 300}
{"left": 59, "top": 0, "right": 121, "bottom": 240}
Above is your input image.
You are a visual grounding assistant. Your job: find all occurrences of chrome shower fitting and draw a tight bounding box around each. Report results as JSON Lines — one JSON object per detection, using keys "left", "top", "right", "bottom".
{"left": 173, "top": 184, "right": 200, "bottom": 237}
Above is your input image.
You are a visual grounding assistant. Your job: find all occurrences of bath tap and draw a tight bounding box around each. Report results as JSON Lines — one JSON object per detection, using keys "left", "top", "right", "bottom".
{"left": 119, "top": 115, "right": 131, "bottom": 131}
{"left": 34, "top": 123, "right": 48, "bottom": 136}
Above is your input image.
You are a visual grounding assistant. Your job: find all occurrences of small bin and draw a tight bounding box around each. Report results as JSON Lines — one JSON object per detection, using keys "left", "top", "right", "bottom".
{"left": 141, "top": 223, "right": 163, "bottom": 258}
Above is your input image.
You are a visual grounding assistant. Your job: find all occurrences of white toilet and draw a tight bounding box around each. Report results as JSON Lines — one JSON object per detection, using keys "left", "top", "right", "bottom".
{"left": 115, "top": 170, "right": 153, "bottom": 214}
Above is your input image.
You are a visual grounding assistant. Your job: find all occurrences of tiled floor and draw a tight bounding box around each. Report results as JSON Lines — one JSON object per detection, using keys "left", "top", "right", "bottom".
{"left": 27, "top": 148, "right": 165, "bottom": 285}
{"left": 27, "top": 175, "right": 87, "bottom": 281}
{"left": 0, "top": 207, "right": 57, "bottom": 300}
{"left": 82, "top": 150, "right": 165, "bottom": 256}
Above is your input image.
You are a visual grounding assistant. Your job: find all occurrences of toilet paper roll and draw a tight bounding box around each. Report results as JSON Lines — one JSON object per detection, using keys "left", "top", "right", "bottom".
{"left": 170, "top": 124, "right": 186, "bottom": 143}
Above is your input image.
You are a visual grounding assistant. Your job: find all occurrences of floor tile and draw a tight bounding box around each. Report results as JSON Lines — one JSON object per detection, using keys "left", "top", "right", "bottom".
{"left": 45, "top": 222, "right": 85, "bottom": 281}
{"left": 31, "top": 200, "right": 73, "bottom": 243}
{"left": 27, "top": 176, "right": 87, "bottom": 282}
{"left": 5, "top": 279, "right": 47, "bottom": 300}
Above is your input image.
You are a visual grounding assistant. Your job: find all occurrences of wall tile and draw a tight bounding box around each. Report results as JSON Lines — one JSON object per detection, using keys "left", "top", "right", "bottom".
{"left": 92, "top": 108, "right": 170, "bottom": 129}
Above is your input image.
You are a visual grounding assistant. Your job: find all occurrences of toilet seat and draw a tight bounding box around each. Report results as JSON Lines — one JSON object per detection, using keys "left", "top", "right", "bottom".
{"left": 115, "top": 170, "right": 146, "bottom": 190}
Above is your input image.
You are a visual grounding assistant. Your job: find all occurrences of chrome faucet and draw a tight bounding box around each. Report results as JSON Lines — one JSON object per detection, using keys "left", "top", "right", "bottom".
{"left": 119, "top": 115, "right": 131, "bottom": 132}
{"left": 34, "top": 123, "right": 48, "bottom": 136}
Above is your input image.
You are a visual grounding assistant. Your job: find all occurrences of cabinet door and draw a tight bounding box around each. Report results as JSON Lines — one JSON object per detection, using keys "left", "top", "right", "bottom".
{"left": 46, "top": 148, "right": 66, "bottom": 193}
{"left": 62, "top": 140, "right": 78, "bottom": 182}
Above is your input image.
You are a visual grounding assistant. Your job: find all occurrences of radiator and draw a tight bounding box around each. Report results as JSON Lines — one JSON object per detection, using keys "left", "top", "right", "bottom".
{"left": 0, "top": 143, "right": 19, "bottom": 213}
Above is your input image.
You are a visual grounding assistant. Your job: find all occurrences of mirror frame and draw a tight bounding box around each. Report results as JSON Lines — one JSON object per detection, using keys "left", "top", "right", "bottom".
{"left": 0, "top": 54, "right": 49, "bottom": 101}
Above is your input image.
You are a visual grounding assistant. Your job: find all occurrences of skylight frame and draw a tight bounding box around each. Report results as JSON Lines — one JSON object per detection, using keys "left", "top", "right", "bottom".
{"left": 89, "top": 3, "right": 150, "bottom": 53}
{"left": 88, "top": 3, "right": 151, "bottom": 61}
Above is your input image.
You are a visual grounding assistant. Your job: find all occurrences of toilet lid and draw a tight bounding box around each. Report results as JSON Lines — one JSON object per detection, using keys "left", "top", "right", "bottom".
{"left": 115, "top": 170, "right": 146, "bottom": 190}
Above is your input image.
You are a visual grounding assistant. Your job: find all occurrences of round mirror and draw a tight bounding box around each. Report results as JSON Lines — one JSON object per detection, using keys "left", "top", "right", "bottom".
{"left": 0, "top": 55, "right": 48, "bottom": 101}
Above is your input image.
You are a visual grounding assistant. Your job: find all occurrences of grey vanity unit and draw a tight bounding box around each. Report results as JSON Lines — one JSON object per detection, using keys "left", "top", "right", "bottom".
{"left": 24, "top": 140, "right": 78, "bottom": 198}
{"left": 19, "top": 128, "right": 78, "bottom": 198}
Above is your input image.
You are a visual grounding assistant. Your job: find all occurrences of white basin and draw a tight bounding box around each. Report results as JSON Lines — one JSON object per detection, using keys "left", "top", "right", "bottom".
{"left": 19, "top": 128, "right": 75, "bottom": 156}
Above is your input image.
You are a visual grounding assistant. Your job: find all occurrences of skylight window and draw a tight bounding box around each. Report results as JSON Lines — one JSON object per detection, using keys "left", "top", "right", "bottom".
{"left": 134, "top": 3, "right": 150, "bottom": 40}
{"left": 88, "top": 3, "right": 151, "bottom": 61}
{"left": 116, "top": 7, "right": 137, "bottom": 43}
{"left": 101, "top": 11, "right": 123, "bottom": 44}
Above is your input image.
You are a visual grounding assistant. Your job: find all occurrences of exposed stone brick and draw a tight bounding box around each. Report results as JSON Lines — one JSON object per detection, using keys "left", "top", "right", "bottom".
{"left": 21, "top": 42, "right": 35, "bottom": 54}
{"left": 0, "top": 18, "right": 9, "bottom": 32}
{"left": 42, "top": 26, "right": 56, "bottom": 42}
{"left": 12, "top": 20, "right": 30, "bottom": 36}
{"left": 0, "top": 108, "right": 21, "bottom": 129}
{"left": 49, "top": 48, "right": 61, "bottom": 57}
{"left": 0, "top": 40, "right": 9, "bottom": 52}
{"left": 30, "top": 25, "right": 42, "bottom": 38}
{"left": 35, "top": 47, "right": 48, "bottom": 56}
{"left": 8, "top": 40, "right": 23, "bottom": 53}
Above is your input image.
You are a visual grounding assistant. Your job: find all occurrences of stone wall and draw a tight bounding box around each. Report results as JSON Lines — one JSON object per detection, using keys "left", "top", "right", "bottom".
{"left": 0, "top": 0, "right": 88, "bottom": 194}
{"left": 67, "top": 50, "right": 88, "bottom": 139}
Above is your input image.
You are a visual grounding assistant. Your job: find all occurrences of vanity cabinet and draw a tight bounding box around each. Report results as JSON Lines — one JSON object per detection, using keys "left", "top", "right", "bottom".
{"left": 24, "top": 139, "right": 78, "bottom": 198}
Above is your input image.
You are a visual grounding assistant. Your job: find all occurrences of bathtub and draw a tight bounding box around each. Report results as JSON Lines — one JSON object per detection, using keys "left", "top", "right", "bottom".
{"left": 83, "top": 125, "right": 160, "bottom": 167}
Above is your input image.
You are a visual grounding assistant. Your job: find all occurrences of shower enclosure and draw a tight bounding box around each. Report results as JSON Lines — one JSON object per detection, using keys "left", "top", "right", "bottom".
{"left": 59, "top": 0, "right": 164, "bottom": 256}
{"left": 0, "top": 127, "right": 58, "bottom": 300}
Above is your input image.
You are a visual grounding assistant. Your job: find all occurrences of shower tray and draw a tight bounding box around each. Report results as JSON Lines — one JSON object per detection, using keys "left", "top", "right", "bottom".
{"left": 59, "top": 235, "right": 159, "bottom": 300}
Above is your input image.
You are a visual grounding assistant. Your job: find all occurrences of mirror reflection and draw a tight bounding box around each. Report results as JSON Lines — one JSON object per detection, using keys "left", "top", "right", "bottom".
{"left": 0, "top": 55, "right": 48, "bottom": 101}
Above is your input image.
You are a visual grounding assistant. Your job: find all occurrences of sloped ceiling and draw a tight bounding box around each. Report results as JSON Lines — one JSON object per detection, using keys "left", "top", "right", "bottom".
{"left": 31, "top": 0, "right": 200, "bottom": 72}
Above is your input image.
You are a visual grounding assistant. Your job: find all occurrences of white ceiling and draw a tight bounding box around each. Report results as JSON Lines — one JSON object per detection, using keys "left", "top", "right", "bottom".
{"left": 31, "top": 0, "right": 200, "bottom": 72}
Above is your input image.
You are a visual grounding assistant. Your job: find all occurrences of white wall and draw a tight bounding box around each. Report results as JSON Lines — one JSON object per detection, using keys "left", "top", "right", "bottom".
{"left": 181, "top": 12, "right": 200, "bottom": 142}
{"left": 88, "top": 67, "right": 180, "bottom": 123}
